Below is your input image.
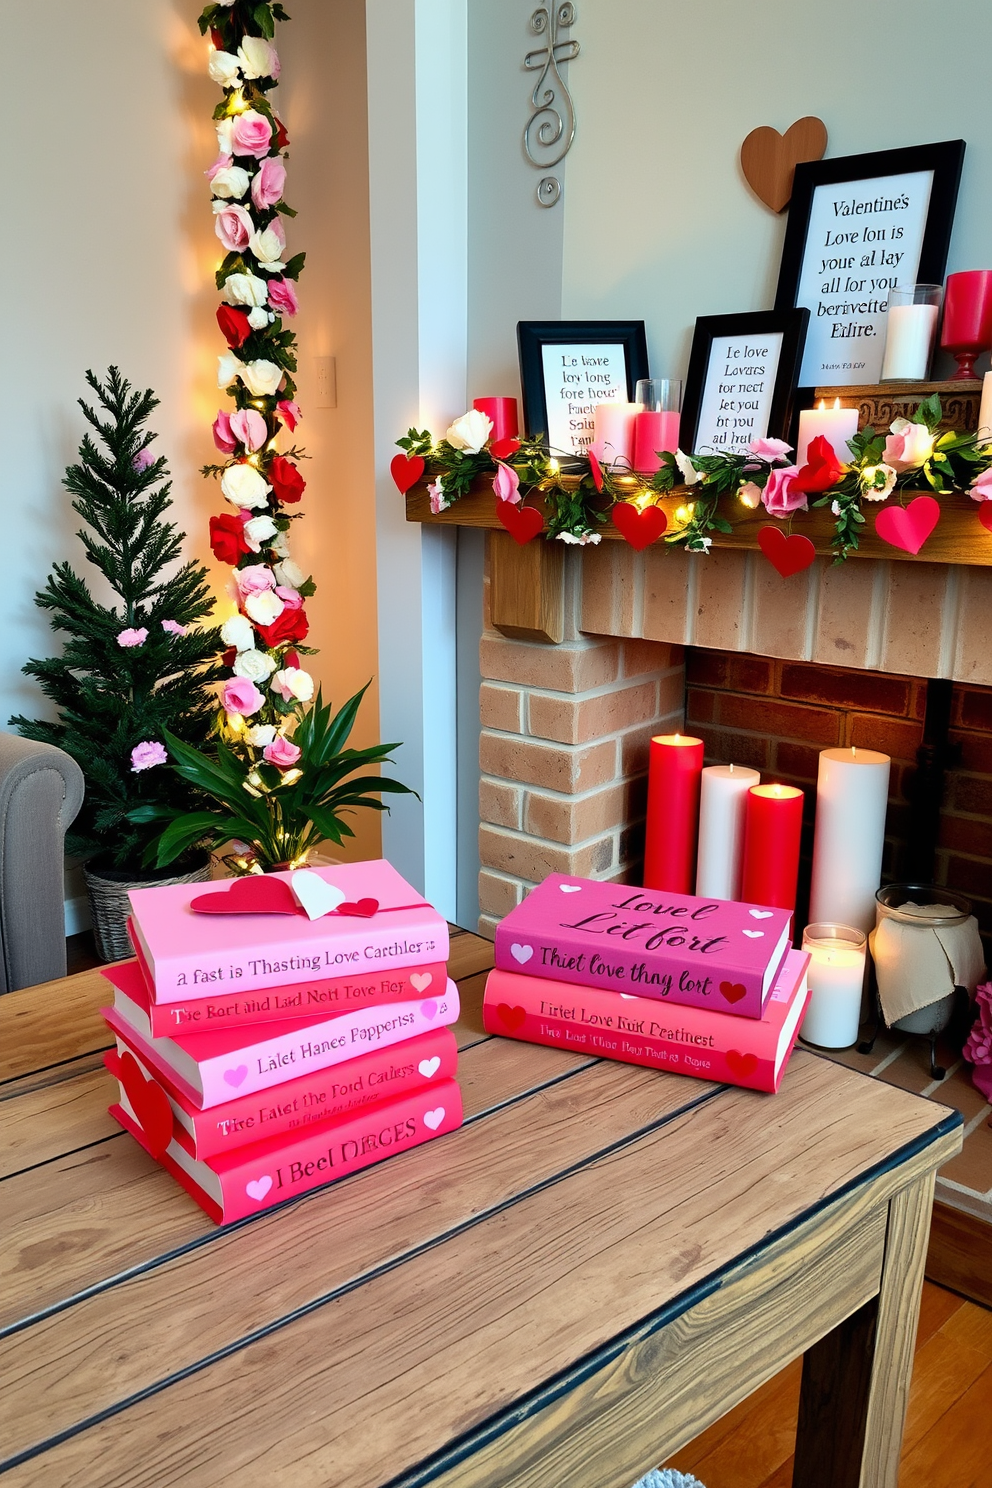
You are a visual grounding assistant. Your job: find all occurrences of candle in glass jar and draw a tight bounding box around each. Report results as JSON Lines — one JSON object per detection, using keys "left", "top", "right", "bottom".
{"left": 695, "top": 763, "right": 760, "bottom": 900}
{"left": 740, "top": 783, "right": 804, "bottom": 911}
{"left": 796, "top": 399, "right": 859, "bottom": 469}
{"left": 589, "top": 402, "right": 639, "bottom": 467}
{"left": 808, "top": 746, "right": 890, "bottom": 933}
{"left": 800, "top": 923, "right": 867, "bottom": 1048}
{"left": 644, "top": 733, "right": 704, "bottom": 893}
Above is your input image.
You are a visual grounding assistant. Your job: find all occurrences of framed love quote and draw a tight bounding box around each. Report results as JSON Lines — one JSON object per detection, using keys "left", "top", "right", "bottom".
{"left": 775, "top": 139, "right": 965, "bottom": 387}
{"left": 680, "top": 309, "right": 809, "bottom": 456}
{"left": 517, "top": 320, "right": 649, "bottom": 460}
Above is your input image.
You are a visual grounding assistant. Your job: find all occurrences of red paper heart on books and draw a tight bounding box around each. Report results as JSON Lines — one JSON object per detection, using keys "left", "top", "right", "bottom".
{"left": 720, "top": 981, "right": 748, "bottom": 1006}
{"left": 336, "top": 898, "right": 379, "bottom": 918}
{"left": 190, "top": 876, "right": 301, "bottom": 917}
{"left": 496, "top": 1003, "right": 527, "bottom": 1032}
{"left": 611, "top": 501, "right": 667, "bottom": 551}
{"left": 496, "top": 499, "right": 543, "bottom": 545}
{"left": 118, "top": 1051, "right": 174, "bottom": 1156}
{"left": 757, "top": 525, "right": 816, "bottom": 577}
{"left": 726, "top": 1049, "right": 758, "bottom": 1079}
{"left": 979, "top": 503, "right": 992, "bottom": 535}
{"left": 874, "top": 495, "right": 940, "bottom": 555}
{"left": 390, "top": 452, "right": 425, "bottom": 494}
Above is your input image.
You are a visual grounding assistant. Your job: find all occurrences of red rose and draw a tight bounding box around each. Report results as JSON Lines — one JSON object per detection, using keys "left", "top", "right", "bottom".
{"left": 793, "top": 435, "right": 845, "bottom": 494}
{"left": 275, "top": 117, "right": 290, "bottom": 149}
{"left": 217, "top": 304, "right": 251, "bottom": 349}
{"left": 209, "top": 512, "right": 250, "bottom": 564}
{"left": 256, "top": 606, "right": 309, "bottom": 647}
{"left": 283, "top": 649, "right": 301, "bottom": 670}
{"left": 269, "top": 454, "right": 306, "bottom": 504}
{"left": 222, "top": 646, "right": 237, "bottom": 668}
{"left": 588, "top": 450, "right": 604, "bottom": 493}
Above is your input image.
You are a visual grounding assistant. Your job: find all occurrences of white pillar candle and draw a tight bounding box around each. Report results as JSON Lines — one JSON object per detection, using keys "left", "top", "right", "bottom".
{"left": 589, "top": 402, "right": 638, "bottom": 467}
{"left": 881, "top": 303, "right": 939, "bottom": 381}
{"left": 808, "top": 746, "right": 891, "bottom": 933}
{"left": 695, "top": 763, "right": 760, "bottom": 900}
{"left": 795, "top": 399, "right": 860, "bottom": 469}
{"left": 979, "top": 371, "right": 992, "bottom": 446}
{"left": 800, "top": 925, "right": 867, "bottom": 1048}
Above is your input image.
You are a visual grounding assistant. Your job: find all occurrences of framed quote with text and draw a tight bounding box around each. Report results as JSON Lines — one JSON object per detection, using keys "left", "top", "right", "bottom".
{"left": 680, "top": 309, "right": 809, "bottom": 457}
{"left": 775, "top": 139, "right": 965, "bottom": 388}
{"left": 517, "top": 320, "right": 649, "bottom": 461}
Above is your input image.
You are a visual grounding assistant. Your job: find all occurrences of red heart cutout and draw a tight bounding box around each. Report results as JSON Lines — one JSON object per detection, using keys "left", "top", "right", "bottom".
{"left": 496, "top": 499, "right": 543, "bottom": 545}
{"left": 336, "top": 898, "right": 379, "bottom": 918}
{"left": 726, "top": 1049, "right": 758, "bottom": 1080}
{"left": 979, "top": 504, "right": 992, "bottom": 535}
{"left": 190, "top": 876, "right": 301, "bottom": 916}
{"left": 390, "top": 452, "right": 425, "bottom": 494}
{"left": 757, "top": 525, "right": 817, "bottom": 577}
{"left": 496, "top": 1003, "right": 527, "bottom": 1032}
{"left": 118, "top": 1051, "right": 174, "bottom": 1156}
{"left": 720, "top": 981, "right": 748, "bottom": 1006}
{"left": 490, "top": 436, "right": 521, "bottom": 461}
{"left": 874, "top": 495, "right": 940, "bottom": 555}
{"left": 611, "top": 501, "right": 667, "bottom": 551}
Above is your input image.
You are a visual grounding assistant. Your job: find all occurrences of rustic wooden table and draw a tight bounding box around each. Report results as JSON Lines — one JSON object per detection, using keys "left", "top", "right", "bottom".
{"left": 0, "top": 929, "right": 962, "bottom": 1488}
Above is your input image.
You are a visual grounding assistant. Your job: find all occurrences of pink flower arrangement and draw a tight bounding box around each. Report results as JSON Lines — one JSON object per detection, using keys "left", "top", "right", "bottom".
{"left": 161, "top": 620, "right": 187, "bottom": 636}
{"left": 883, "top": 420, "right": 935, "bottom": 473}
{"left": 213, "top": 410, "right": 237, "bottom": 453}
{"left": 117, "top": 627, "right": 148, "bottom": 647}
{"left": 761, "top": 465, "right": 806, "bottom": 517}
{"left": 130, "top": 740, "right": 168, "bottom": 772}
{"left": 221, "top": 677, "right": 265, "bottom": 716}
{"left": 235, "top": 563, "right": 277, "bottom": 597}
{"left": 268, "top": 278, "right": 299, "bottom": 318}
{"left": 230, "top": 408, "right": 268, "bottom": 451}
{"left": 492, "top": 461, "right": 521, "bottom": 505}
{"left": 214, "top": 203, "right": 254, "bottom": 253}
{"left": 251, "top": 155, "right": 286, "bottom": 210}
{"left": 230, "top": 108, "right": 273, "bottom": 159}
{"left": 263, "top": 735, "right": 302, "bottom": 767}
{"left": 969, "top": 467, "right": 992, "bottom": 502}
{"left": 277, "top": 398, "right": 301, "bottom": 430}
{"left": 748, "top": 436, "right": 793, "bottom": 462}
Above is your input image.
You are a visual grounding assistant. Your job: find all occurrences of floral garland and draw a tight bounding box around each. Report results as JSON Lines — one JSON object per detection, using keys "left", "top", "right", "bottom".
{"left": 395, "top": 395, "right": 992, "bottom": 563}
{"left": 199, "top": 0, "right": 314, "bottom": 771}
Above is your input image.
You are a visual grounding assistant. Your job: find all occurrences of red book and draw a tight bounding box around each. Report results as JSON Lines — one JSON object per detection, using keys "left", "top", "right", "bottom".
{"left": 110, "top": 1077, "right": 463, "bottom": 1224}
{"left": 483, "top": 949, "right": 810, "bottom": 1094}
{"left": 122, "top": 928, "right": 447, "bottom": 1036}
{"left": 106, "top": 1021, "right": 458, "bottom": 1160}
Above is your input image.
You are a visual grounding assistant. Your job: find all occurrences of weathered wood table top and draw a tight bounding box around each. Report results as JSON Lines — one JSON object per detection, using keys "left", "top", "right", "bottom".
{"left": 0, "top": 929, "right": 962, "bottom": 1488}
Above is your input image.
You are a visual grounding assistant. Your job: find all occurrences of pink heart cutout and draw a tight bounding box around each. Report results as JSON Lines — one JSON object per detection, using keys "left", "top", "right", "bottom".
{"left": 224, "top": 1065, "right": 248, "bottom": 1088}
{"left": 420, "top": 1000, "right": 438, "bottom": 1020}
{"left": 874, "top": 495, "right": 940, "bottom": 555}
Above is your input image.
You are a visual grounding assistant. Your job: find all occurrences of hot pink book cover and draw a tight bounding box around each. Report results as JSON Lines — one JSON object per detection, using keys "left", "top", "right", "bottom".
{"left": 102, "top": 977, "right": 460, "bottom": 1108}
{"left": 128, "top": 859, "right": 449, "bottom": 1002}
{"left": 111, "top": 1076, "right": 463, "bottom": 1224}
{"left": 483, "top": 949, "right": 810, "bottom": 1093}
{"left": 494, "top": 874, "right": 792, "bottom": 1019}
{"left": 106, "top": 1023, "right": 458, "bottom": 1161}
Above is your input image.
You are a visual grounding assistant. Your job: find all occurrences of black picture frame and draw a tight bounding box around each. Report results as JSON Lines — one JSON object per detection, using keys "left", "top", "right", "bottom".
{"left": 775, "top": 139, "right": 965, "bottom": 390}
{"left": 517, "top": 319, "right": 649, "bottom": 460}
{"left": 680, "top": 308, "right": 809, "bottom": 456}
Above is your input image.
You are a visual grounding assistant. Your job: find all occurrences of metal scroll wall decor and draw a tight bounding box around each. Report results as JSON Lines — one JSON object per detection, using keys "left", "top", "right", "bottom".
{"left": 524, "top": 4, "right": 579, "bottom": 207}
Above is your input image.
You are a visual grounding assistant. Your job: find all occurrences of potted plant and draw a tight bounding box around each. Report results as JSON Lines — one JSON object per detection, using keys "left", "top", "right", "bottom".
{"left": 11, "top": 369, "right": 223, "bottom": 960}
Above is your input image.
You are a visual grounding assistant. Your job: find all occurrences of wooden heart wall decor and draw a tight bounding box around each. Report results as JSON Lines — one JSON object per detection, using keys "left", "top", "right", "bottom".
{"left": 740, "top": 117, "right": 828, "bottom": 213}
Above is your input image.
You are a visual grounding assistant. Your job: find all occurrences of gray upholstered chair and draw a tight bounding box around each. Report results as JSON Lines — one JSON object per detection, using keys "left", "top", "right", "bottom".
{"left": 0, "top": 733, "right": 85, "bottom": 993}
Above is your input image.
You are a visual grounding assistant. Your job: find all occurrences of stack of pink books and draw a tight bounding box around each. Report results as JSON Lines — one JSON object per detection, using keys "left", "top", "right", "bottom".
{"left": 102, "top": 860, "right": 463, "bottom": 1223}
{"left": 483, "top": 874, "right": 812, "bottom": 1093}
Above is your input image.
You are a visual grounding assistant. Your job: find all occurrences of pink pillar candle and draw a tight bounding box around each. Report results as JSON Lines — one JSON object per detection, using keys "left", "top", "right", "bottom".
{"left": 473, "top": 397, "right": 518, "bottom": 443}
{"left": 589, "top": 402, "right": 639, "bottom": 467}
{"left": 633, "top": 411, "right": 681, "bottom": 474}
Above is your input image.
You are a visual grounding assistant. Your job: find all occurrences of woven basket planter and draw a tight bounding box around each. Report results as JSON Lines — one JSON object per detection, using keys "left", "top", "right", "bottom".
{"left": 84, "top": 857, "right": 211, "bottom": 963}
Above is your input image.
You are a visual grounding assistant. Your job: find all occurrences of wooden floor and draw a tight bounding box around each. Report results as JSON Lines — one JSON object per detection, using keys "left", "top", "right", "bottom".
{"left": 665, "top": 1281, "right": 992, "bottom": 1488}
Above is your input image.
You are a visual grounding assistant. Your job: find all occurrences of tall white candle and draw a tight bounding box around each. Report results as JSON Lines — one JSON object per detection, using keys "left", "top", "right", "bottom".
{"left": 795, "top": 399, "right": 859, "bottom": 469}
{"left": 979, "top": 371, "right": 992, "bottom": 446}
{"left": 808, "top": 746, "right": 891, "bottom": 933}
{"left": 695, "top": 763, "right": 760, "bottom": 900}
{"left": 881, "top": 303, "right": 939, "bottom": 380}
{"left": 800, "top": 925, "right": 867, "bottom": 1048}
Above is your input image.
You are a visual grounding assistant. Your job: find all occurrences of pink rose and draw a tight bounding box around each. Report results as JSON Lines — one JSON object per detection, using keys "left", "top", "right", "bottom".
{"left": 267, "top": 278, "right": 299, "bottom": 317}
{"left": 428, "top": 478, "right": 448, "bottom": 515}
{"left": 117, "top": 627, "right": 148, "bottom": 647}
{"left": 206, "top": 152, "right": 233, "bottom": 183}
{"left": 130, "top": 740, "right": 168, "bottom": 772}
{"left": 883, "top": 420, "right": 935, "bottom": 473}
{"left": 235, "top": 563, "right": 276, "bottom": 597}
{"left": 738, "top": 481, "right": 762, "bottom": 509}
{"left": 492, "top": 461, "right": 521, "bottom": 505}
{"left": 213, "top": 410, "right": 237, "bottom": 453}
{"left": 230, "top": 408, "right": 268, "bottom": 452}
{"left": 221, "top": 677, "right": 265, "bottom": 716}
{"left": 230, "top": 109, "right": 273, "bottom": 160}
{"left": 161, "top": 620, "right": 187, "bottom": 636}
{"left": 251, "top": 155, "right": 286, "bottom": 210}
{"left": 275, "top": 585, "right": 302, "bottom": 610}
{"left": 276, "top": 398, "right": 301, "bottom": 431}
{"left": 214, "top": 203, "right": 254, "bottom": 253}
{"left": 748, "top": 436, "right": 793, "bottom": 462}
{"left": 969, "top": 467, "right": 992, "bottom": 502}
{"left": 132, "top": 448, "right": 155, "bottom": 473}
{"left": 761, "top": 465, "right": 806, "bottom": 517}
{"left": 263, "top": 735, "right": 302, "bottom": 768}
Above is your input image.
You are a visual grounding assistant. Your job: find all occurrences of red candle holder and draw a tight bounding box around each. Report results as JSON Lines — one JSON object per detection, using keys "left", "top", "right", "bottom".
{"left": 473, "top": 397, "right": 519, "bottom": 443}
{"left": 940, "top": 270, "right": 992, "bottom": 381}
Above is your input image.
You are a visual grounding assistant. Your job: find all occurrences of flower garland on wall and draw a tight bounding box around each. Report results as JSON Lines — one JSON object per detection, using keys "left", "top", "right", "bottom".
{"left": 394, "top": 395, "right": 992, "bottom": 567}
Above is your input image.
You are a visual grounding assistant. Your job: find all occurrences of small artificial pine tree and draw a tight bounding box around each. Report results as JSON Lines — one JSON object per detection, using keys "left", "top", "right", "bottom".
{"left": 11, "top": 368, "right": 223, "bottom": 874}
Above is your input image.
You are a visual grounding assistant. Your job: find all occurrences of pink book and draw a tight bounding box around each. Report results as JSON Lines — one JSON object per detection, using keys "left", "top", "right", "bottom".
{"left": 127, "top": 859, "right": 449, "bottom": 1003}
{"left": 102, "top": 977, "right": 460, "bottom": 1109}
{"left": 110, "top": 1077, "right": 463, "bottom": 1224}
{"left": 119, "top": 931, "right": 448, "bottom": 1037}
{"left": 494, "top": 874, "right": 792, "bottom": 1019}
{"left": 106, "top": 1021, "right": 458, "bottom": 1161}
{"left": 483, "top": 949, "right": 811, "bottom": 1094}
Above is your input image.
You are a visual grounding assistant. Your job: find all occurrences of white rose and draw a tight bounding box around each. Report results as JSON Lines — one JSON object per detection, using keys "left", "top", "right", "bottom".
{"left": 273, "top": 558, "right": 306, "bottom": 589}
{"left": 238, "top": 36, "right": 280, "bottom": 80}
{"left": 246, "top": 724, "right": 276, "bottom": 747}
{"left": 247, "top": 306, "right": 271, "bottom": 329}
{"left": 272, "top": 666, "right": 315, "bottom": 702}
{"left": 244, "top": 590, "right": 284, "bottom": 625}
{"left": 217, "top": 352, "right": 245, "bottom": 389}
{"left": 243, "top": 514, "right": 278, "bottom": 551}
{"left": 240, "top": 359, "right": 284, "bottom": 396}
{"left": 221, "top": 272, "right": 269, "bottom": 308}
{"left": 270, "top": 529, "right": 291, "bottom": 557}
{"left": 557, "top": 531, "right": 602, "bottom": 545}
{"left": 860, "top": 463, "right": 898, "bottom": 502}
{"left": 220, "top": 614, "right": 255, "bottom": 651}
{"left": 207, "top": 48, "right": 242, "bottom": 87}
{"left": 234, "top": 648, "right": 277, "bottom": 682}
{"left": 215, "top": 118, "right": 234, "bottom": 156}
{"left": 220, "top": 462, "right": 271, "bottom": 509}
{"left": 445, "top": 408, "right": 492, "bottom": 454}
{"left": 210, "top": 165, "right": 251, "bottom": 200}
{"left": 248, "top": 227, "right": 285, "bottom": 267}
{"left": 675, "top": 449, "right": 702, "bottom": 486}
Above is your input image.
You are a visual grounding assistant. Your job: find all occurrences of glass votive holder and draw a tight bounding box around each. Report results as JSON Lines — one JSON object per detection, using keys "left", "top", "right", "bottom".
{"left": 633, "top": 380, "right": 682, "bottom": 474}
{"left": 635, "top": 379, "right": 682, "bottom": 413}
{"left": 799, "top": 923, "right": 867, "bottom": 1049}
{"left": 880, "top": 284, "right": 943, "bottom": 381}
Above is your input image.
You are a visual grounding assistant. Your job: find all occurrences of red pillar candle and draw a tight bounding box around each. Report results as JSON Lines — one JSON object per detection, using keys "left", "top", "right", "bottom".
{"left": 473, "top": 397, "right": 518, "bottom": 443}
{"left": 643, "top": 734, "right": 704, "bottom": 892}
{"left": 740, "top": 783, "right": 804, "bottom": 911}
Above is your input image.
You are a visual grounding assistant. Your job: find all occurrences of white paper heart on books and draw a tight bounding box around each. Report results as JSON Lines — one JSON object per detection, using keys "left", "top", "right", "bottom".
{"left": 559, "top": 884, "right": 582, "bottom": 893}
{"left": 290, "top": 870, "right": 345, "bottom": 920}
{"left": 246, "top": 1176, "right": 273, "bottom": 1201}
{"left": 742, "top": 929, "right": 764, "bottom": 938}
{"left": 510, "top": 943, "right": 534, "bottom": 964}
{"left": 749, "top": 909, "right": 774, "bottom": 919}
{"left": 423, "top": 1108, "right": 445, "bottom": 1130}
{"left": 410, "top": 972, "right": 433, "bottom": 992}
{"left": 418, "top": 1057, "right": 441, "bottom": 1078}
